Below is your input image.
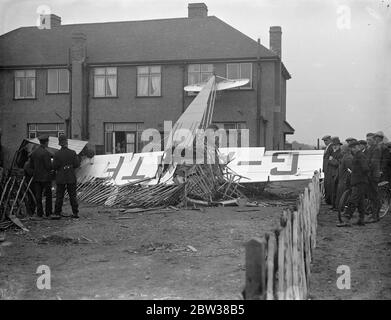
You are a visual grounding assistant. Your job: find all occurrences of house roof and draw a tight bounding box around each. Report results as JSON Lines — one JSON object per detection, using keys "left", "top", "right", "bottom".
{"left": 0, "top": 16, "right": 280, "bottom": 67}
{"left": 283, "top": 120, "right": 295, "bottom": 134}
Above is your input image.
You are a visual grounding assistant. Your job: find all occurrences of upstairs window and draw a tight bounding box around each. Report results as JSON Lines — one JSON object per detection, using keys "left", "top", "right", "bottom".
{"left": 188, "top": 64, "right": 213, "bottom": 85}
{"left": 137, "top": 66, "right": 161, "bottom": 97}
{"left": 47, "top": 69, "right": 69, "bottom": 93}
{"left": 15, "top": 70, "right": 36, "bottom": 99}
{"left": 94, "top": 67, "right": 117, "bottom": 97}
{"left": 226, "top": 63, "right": 252, "bottom": 89}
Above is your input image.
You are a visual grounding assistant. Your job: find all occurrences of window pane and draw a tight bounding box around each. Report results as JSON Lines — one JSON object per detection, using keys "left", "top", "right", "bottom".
{"left": 95, "top": 68, "right": 105, "bottom": 75}
{"left": 106, "top": 67, "right": 117, "bottom": 75}
{"left": 29, "top": 132, "right": 36, "bottom": 139}
{"left": 240, "top": 63, "right": 252, "bottom": 88}
{"left": 105, "top": 132, "right": 113, "bottom": 154}
{"left": 28, "top": 124, "right": 36, "bottom": 131}
{"left": 150, "top": 66, "right": 161, "bottom": 74}
{"left": 94, "top": 76, "right": 105, "bottom": 96}
{"left": 26, "top": 78, "right": 35, "bottom": 97}
{"left": 150, "top": 75, "right": 161, "bottom": 96}
{"left": 26, "top": 70, "right": 35, "bottom": 77}
{"left": 126, "top": 133, "right": 135, "bottom": 143}
{"left": 224, "top": 123, "right": 236, "bottom": 130}
{"left": 114, "top": 123, "right": 137, "bottom": 131}
{"left": 106, "top": 76, "right": 117, "bottom": 96}
{"left": 201, "top": 64, "right": 213, "bottom": 72}
{"left": 188, "top": 73, "right": 200, "bottom": 85}
{"left": 15, "top": 70, "right": 25, "bottom": 77}
{"left": 188, "top": 64, "right": 200, "bottom": 72}
{"left": 58, "top": 123, "right": 65, "bottom": 130}
{"left": 47, "top": 69, "right": 58, "bottom": 93}
{"left": 15, "top": 78, "right": 23, "bottom": 98}
{"left": 201, "top": 73, "right": 212, "bottom": 83}
{"left": 58, "top": 69, "right": 69, "bottom": 92}
{"left": 37, "top": 123, "right": 57, "bottom": 131}
{"left": 137, "top": 75, "right": 149, "bottom": 96}
{"left": 137, "top": 66, "right": 149, "bottom": 75}
{"left": 227, "top": 64, "right": 239, "bottom": 80}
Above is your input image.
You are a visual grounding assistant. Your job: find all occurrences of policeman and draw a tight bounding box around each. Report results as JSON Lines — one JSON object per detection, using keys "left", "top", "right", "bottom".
{"left": 30, "top": 134, "right": 53, "bottom": 218}
{"left": 328, "top": 137, "right": 343, "bottom": 209}
{"left": 365, "top": 133, "right": 381, "bottom": 222}
{"left": 322, "top": 135, "right": 333, "bottom": 205}
{"left": 53, "top": 135, "right": 80, "bottom": 219}
{"left": 340, "top": 140, "right": 370, "bottom": 226}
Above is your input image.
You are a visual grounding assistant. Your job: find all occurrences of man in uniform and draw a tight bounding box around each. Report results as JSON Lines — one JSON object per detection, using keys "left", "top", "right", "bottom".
{"left": 53, "top": 135, "right": 80, "bottom": 219}
{"left": 365, "top": 133, "right": 381, "bottom": 222}
{"left": 322, "top": 135, "right": 333, "bottom": 205}
{"left": 328, "top": 137, "right": 343, "bottom": 209}
{"left": 340, "top": 140, "right": 370, "bottom": 226}
{"left": 30, "top": 134, "right": 53, "bottom": 218}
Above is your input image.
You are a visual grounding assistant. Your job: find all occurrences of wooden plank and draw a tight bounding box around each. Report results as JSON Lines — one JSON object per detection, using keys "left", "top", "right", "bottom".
{"left": 244, "top": 237, "right": 267, "bottom": 300}
{"left": 277, "top": 227, "right": 285, "bottom": 300}
{"left": 266, "top": 233, "right": 276, "bottom": 300}
{"left": 292, "top": 211, "right": 301, "bottom": 299}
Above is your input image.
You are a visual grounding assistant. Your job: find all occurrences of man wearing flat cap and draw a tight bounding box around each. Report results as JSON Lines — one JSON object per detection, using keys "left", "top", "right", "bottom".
{"left": 321, "top": 135, "right": 333, "bottom": 205}
{"left": 335, "top": 143, "right": 354, "bottom": 208}
{"left": 328, "top": 137, "right": 343, "bottom": 209}
{"left": 29, "top": 134, "right": 53, "bottom": 218}
{"left": 53, "top": 134, "right": 80, "bottom": 219}
{"left": 374, "top": 131, "right": 390, "bottom": 184}
{"left": 340, "top": 140, "right": 369, "bottom": 226}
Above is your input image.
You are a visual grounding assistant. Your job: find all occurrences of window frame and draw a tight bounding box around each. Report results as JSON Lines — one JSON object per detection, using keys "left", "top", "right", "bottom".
{"left": 27, "top": 123, "right": 65, "bottom": 139}
{"left": 212, "top": 122, "right": 247, "bottom": 147}
{"left": 14, "top": 70, "right": 37, "bottom": 100}
{"left": 226, "top": 63, "right": 253, "bottom": 89}
{"left": 93, "top": 67, "right": 118, "bottom": 98}
{"left": 104, "top": 122, "right": 144, "bottom": 154}
{"left": 46, "top": 68, "right": 70, "bottom": 94}
{"left": 136, "top": 65, "right": 162, "bottom": 97}
{"left": 187, "top": 63, "right": 214, "bottom": 85}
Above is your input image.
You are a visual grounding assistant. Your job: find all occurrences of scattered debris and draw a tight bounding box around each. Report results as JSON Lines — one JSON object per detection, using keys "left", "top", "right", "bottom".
{"left": 38, "top": 235, "right": 93, "bottom": 245}
{"left": 186, "top": 245, "right": 198, "bottom": 252}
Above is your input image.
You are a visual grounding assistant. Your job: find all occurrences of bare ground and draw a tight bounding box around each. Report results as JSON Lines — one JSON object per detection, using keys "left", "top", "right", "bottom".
{"left": 309, "top": 205, "right": 391, "bottom": 300}
{"left": 0, "top": 202, "right": 284, "bottom": 300}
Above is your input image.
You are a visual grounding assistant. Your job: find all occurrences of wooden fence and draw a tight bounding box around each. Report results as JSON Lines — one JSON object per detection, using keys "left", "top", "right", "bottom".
{"left": 244, "top": 173, "right": 322, "bottom": 300}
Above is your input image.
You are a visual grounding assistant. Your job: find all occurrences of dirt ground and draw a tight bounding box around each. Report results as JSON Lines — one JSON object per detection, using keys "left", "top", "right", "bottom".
{"left": 2, "top": 179, "right": 389, "bottom": 300}
{"left": 0, "top": 200, "right": 287, "bottom": 300}
{"left": 309, "top": 206, "right": 391, "bottom": 300}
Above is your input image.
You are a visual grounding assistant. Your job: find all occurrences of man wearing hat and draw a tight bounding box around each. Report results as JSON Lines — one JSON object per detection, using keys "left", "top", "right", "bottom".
{"left": 29, "top": 134, "right": 53, "bottom": 218}
{"left": 345, "top": 137, "right": 356, "bottom": 144}
{"left": 358, "top": 140, "right": 367, "bottom": 152}
{"left": 321, "top": 135, "right": 333, "bottom": 205}
{"left": 340, "top": 140, "right": 369, "bottom": 226}
{"left": 335, "top": 143, "right": 354, "bottom": 209}
{"left": 328, "top": 137, "right": 343, "bottom": 209}
{"left": 365, "top": 133, "right": 382, "bottom": 222}
{"left": 374, "top": 131, "right": 391, "bottom": 183}
{"left": 53, "top": 134, "right": 80, "bottom": 219}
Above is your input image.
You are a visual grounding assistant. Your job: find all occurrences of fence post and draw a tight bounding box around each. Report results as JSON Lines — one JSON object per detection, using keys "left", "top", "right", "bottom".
{"left": 244, "top": 237, "right": 267, "bottom": 300}
{"left": 266, "top": 232, "right": 276, "bottom": 300}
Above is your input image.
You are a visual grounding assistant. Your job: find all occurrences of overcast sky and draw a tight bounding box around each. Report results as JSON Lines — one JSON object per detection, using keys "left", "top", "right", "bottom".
{"left": 1, "top": 0, "right": 390, "bottom": 145}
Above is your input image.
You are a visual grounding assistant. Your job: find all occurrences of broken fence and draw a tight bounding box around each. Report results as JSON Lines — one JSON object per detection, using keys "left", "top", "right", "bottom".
{"left": 243, "top": 172, "right": 321, "bottom": 300}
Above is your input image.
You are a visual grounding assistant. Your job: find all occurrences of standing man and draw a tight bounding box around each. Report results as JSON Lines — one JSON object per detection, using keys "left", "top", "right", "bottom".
{"left": 53, "top": 135, "right": 80, "bottom": 219}
{"left": 322, "top": 135, "right": 333, "bottom": 205}
{"left": 374, "top": 131, "right": 391, "bottom": 182}
{"left": 365, "top": 133, "right": 381, "bottom": 222}
{"left": 335, "top": 143, "right": 354, "bottom": 209}
{"left": 30, "top": 134, "right": 53, "bottom": 218}
{"left": 328, "top": 137, "right": 343, "bottom": 209}
{"left": 340, "top": 141, "right": 370, "bottom": 226}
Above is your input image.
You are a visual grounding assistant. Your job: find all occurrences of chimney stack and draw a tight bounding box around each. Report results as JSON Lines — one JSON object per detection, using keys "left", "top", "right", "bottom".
{"left": 188, "top": 3, "right": 208, "bottom": 18}
{"left": 269, "top": 26, "right": 282, "bottom": 57}
{"left": 39, "top": 14, "right": 61, "bottom": 29}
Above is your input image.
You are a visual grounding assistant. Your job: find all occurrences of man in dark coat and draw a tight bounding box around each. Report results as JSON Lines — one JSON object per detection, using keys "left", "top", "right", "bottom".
{"left": 322, "top": 135, "right": 333, "bottom": 205}
{"left": 30, "top": 134, "right": 53, "bottom": 218}
{"left": 335, "top": 143, "right": 354, "bottom": 209}
{"left": 340, "top": 141, "right": 370, "bottom": 226}
{"left": 374, "top": 131, "right": 391, "bottom": 182}
{"left": 328, "top": 137, "right": 343, "bottom": 209}
{"left": 53, "top": 135, "right": 80, "bottom": 219}
{"left": 365, "top": 133, "right": 381, "bottom": 222}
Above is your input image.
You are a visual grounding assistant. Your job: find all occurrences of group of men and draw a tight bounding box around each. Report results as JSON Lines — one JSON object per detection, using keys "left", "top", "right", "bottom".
{"left": 322, "top": 131, "right": 391, "bottom": 226}
{"left": 24, "top": 134, "right": 80, "bottom": 219}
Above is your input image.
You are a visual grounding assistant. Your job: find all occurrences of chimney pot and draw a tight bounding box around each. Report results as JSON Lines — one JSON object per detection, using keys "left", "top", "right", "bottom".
{"left": 188, "top": 3, "right": 208, "bottom": 18}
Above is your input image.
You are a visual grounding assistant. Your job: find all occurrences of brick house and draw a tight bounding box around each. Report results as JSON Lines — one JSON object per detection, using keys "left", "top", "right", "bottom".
{"left": 0, "top": 3, "right": 294, "bottom": 165}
